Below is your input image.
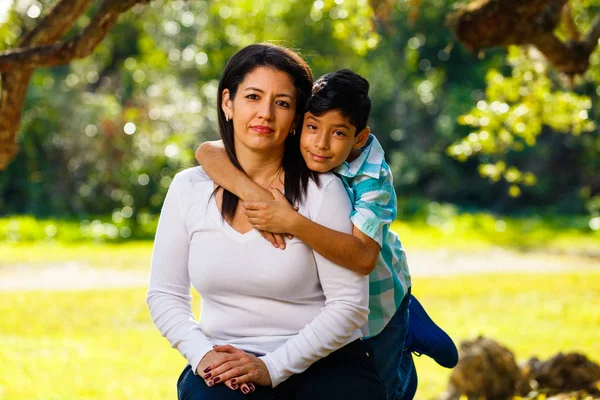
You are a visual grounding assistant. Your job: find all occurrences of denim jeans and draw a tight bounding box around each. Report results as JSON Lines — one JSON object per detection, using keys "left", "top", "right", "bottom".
{"left": 177, "top": 339, "right": 386, "bottom": 400}
{"left": 363, "top": 288, "right": 416, "bottom": 400}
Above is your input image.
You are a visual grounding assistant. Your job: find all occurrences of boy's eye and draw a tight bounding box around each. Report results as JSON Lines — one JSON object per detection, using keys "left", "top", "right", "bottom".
{"left": 246, "top": 94, "right": 259, "bottom": 100}
{"left": 333, "top": 130, "right": 347, "bottom": 137}
{"left": 276, "top": 100, "right": 290, "bottom": 108}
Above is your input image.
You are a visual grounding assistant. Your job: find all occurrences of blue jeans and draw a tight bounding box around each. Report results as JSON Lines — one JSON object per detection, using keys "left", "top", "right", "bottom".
{"left": 363, "top": 289, "right": 417, "bottom": 400}
{"left": 177, "top": 339, "right": 386, "bottom": 400}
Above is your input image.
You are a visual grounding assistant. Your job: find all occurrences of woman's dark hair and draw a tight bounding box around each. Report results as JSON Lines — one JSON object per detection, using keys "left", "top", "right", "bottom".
{"left": 216, "top": 43, "right": 317, "bottom": 220}
{"left": 307, "top": 69, "right": 371, "bottom": 135}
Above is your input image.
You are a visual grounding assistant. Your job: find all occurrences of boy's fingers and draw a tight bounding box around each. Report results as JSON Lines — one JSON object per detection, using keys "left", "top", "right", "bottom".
{"left": 242, "top": 202, "right": 267, "bottom": 210}
{"left": 261, "top": 231, "right": 280, "bottom": 247}
{"left": 274, "top": 234, "right": 286, "bottom": 250}
{"left": 286, "top": 234, "right": 294, "bottom": 240}
{"left": 267, "top": 187, "right": 285, "bottom": 199}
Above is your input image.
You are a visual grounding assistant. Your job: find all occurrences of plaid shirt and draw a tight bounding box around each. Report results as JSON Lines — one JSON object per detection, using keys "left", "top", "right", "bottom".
{"left": 335, "top": 134, "right": 412, "bottom": 338}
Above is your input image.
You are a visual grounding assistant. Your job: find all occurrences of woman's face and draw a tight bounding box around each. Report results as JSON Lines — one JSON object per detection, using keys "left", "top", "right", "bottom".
{"left": 222, "top": 66, "right": 297, "bottom": 155}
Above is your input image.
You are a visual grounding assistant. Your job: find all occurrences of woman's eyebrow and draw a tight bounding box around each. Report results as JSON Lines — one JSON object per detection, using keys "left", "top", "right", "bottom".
{"left": 244, "top": 87, "right": 294, "bottom": 100}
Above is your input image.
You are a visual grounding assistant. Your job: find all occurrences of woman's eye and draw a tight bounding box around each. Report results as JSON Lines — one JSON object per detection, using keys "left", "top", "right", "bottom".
{"left": 276, "top": 100, "right": 290, "bottom": 108}
{"left": 306, "top": 124, "right": 318, "bottom": 131}
{"left": 246, "top": 94, "right": 259, "bottom": 100}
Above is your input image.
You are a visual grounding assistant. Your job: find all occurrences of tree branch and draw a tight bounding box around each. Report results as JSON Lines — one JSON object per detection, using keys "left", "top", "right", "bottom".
{"left": 0, "top": 0, "right": 150, "bottom": 169}
{"left": 561, "top": 3, "right": 580, "bottom": 41}
{"left": 19, "top": 0, "right": 94, "bottom": 47}
{"left": 0, "top": 0, "right": 148, "bottom": 71}
{"left": 583, "top": 15, "right": 600, "bottom": 52}
{"left": 447, "top": 0, "right": 600, "bottom": 76}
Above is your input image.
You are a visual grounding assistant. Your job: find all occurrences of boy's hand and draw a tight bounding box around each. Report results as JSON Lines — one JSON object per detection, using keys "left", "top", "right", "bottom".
{"left": 243, "top": 188, "right": 298, "bottom": 235}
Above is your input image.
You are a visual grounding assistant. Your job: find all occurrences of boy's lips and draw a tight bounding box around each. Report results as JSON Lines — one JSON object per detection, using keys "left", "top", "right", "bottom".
{"left": 308, "top": 151, "right": 332, "bottom": 162}
{"left": 251, "top": 125, "right": 274, "bottom": 134}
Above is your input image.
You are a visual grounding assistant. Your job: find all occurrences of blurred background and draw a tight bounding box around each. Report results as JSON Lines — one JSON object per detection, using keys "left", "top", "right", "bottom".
{"left": 0, "top": 0, "right": 598, "bottom": 399}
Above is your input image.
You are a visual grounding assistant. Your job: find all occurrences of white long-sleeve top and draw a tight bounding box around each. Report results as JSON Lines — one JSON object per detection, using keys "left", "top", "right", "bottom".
{"left": 147, "top": 167, "right": 369, "bottom": 387}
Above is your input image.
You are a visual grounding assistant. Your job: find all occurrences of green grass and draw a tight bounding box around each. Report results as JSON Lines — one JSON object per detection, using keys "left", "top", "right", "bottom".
{"left": 1, "top": 272, "right": 598, "bottom": 399}
{"left": 0, "top": 241, "right": 152, "bottom": 269}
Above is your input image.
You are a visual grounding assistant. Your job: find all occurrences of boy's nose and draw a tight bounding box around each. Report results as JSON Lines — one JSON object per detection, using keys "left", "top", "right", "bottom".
{"left": 315, "top": 132, "right": 330, "bottom": 150}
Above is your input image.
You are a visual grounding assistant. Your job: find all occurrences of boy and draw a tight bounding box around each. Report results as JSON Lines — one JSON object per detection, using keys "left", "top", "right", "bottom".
{"left": 196, "top": 70, "right": 457, "bottom": 399}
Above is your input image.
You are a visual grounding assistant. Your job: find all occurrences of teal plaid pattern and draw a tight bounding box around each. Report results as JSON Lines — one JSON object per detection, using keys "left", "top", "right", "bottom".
{"left": 335, "top": 134, "right": 412, "bottom": 338}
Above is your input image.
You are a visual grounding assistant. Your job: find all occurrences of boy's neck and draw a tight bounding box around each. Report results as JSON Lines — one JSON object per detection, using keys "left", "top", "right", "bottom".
{"left": 345, "top": 148, "right": 363, "bottom": 163}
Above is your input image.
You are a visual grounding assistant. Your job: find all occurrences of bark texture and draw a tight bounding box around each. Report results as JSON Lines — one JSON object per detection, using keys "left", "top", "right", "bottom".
{"left": 446, "top": 0, "right": 600, "bottom": 76}
{"left": 0, "top": 0, "right": 150, "bottom": 170}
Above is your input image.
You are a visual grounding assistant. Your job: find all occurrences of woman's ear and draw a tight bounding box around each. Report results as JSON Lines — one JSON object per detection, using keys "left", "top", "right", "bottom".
{"left": 353, "top": 127, "right": 370, "bottom": 149}
{"left": 221, "top": 89, "right": 233, "bottom": 118}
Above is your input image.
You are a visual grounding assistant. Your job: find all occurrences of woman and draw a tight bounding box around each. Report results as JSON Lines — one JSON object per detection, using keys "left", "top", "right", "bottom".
{"left": 147, "top": 44, "right": 385, "bottom": 400}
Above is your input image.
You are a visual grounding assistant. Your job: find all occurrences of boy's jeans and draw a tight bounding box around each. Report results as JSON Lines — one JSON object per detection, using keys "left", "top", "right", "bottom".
{"left": 363, "top": 288, "right": 416, "bottom": 400}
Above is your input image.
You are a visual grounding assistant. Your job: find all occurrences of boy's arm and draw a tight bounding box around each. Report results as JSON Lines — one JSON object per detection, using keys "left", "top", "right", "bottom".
{"left": 244, "top": 189, "right": 381, "bottom": 275}
{"left": 195, "top": 140, "right": 273, "bottom": 203}
{"left": 196, "top": 141, "right": 288, "bottom": 249}
{"left": 292, "top": 216, "right": 381, "bottom": 275}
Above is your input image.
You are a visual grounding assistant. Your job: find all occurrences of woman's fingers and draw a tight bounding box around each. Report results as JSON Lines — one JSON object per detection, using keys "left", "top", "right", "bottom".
{"left": 209, "top": 365, "right": 248, "bottom": 386}
{"left": 213, "top": 344, "right": 238, "bottom": 354}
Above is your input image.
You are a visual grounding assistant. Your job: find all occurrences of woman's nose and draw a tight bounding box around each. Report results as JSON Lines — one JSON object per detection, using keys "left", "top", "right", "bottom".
{"left": 257, "top": 101, "right": 274, "bottom": 120}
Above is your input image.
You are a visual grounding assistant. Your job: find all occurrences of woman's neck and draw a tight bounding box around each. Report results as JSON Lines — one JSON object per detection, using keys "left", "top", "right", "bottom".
{"left": 235, "top": 145, "right": 285, "bottom": 187}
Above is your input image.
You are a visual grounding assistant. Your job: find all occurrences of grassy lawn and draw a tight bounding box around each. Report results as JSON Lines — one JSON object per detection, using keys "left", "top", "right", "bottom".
{"left": 0, "top": 241, "right": 153, "bottom": 270}
{"left": 1, "top": 272, "right": 598, "bottom": 399}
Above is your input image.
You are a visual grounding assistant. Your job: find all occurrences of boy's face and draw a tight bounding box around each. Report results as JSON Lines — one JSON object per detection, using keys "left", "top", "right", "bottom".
{"left": 300, "top": 110, "right": 369, "bottom": 173}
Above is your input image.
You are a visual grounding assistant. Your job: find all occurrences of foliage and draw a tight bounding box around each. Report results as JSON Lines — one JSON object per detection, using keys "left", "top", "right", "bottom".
{"left": 1, "top": 210, "right": 599, "bottom": 258}
{"left": 1, "top": 271, "right": 598, "bottom": 399}
{"left": 0, "top": 0, "right": 598, "bottom": 221}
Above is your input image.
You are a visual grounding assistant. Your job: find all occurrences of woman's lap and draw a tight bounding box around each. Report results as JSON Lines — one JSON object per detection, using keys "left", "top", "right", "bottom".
{"left": 177, "top": 365, "right": 275, "bottom": 400}
{"left": 177, "top": 341, "right": 386, "bottom": 400}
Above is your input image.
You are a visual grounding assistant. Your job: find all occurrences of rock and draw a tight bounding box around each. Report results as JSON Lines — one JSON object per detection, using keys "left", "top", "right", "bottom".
{"left": 523, "top": 352, "right": 600, "bottom": 395}
{"left": 439, "top": 336, "right": 528, "bottom": 400}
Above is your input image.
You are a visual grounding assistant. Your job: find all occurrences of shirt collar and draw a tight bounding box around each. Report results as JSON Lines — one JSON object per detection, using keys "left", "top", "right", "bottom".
{"left": 335, "top": 134, "right": 384, "bottom": 179}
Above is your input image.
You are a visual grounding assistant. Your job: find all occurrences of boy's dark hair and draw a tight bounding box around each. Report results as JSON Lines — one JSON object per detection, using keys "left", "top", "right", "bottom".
{"left": 307, "top": 69, "right": 371, "bottom": 135}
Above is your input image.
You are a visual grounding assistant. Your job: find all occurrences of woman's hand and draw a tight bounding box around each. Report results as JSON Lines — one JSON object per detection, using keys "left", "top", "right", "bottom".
{"left": 197, "top": 350, "right": 256, "bottom": 394}
{"left": 243, "top": 188, "right": 298, "bottom": 235}
{"left": 202, "top": 344, "right": 272, "bottom": 389}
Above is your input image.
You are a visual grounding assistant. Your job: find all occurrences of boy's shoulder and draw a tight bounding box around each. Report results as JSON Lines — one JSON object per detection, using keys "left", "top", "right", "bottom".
{"left": 336, "top": 134, "right": 390, "bottom": 184}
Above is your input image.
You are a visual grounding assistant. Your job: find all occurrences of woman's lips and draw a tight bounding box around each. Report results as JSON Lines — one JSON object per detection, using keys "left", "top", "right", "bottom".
{"left": 251, "top": 125, "right": 274, "bottom": 134}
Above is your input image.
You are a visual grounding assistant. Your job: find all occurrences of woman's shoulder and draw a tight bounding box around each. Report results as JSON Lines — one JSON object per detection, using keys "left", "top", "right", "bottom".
{"left": 304, "top": 172, "right": 350, "bottom": 209}
{"left": 171, "top": 166, "right": 214, "bottom": 193}
{"left": 307, "top": 172, "right": 345, "bottom": 194}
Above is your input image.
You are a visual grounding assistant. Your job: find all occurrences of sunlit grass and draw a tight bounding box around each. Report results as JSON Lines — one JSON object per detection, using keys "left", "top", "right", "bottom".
{"left": 1, "top": 212, "right": 599, "bottom": 268}
{"left": 391, "top": 214, "right": 600, "bottom": 256}
{"left": 0, "top": 241, "right": 152, "bottom": 269}
{"left": 1, "top": 272, "right": 598, "bottom": 399}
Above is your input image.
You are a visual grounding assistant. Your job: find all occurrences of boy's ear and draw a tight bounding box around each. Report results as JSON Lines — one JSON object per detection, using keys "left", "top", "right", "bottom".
{"left": 353, "top": 126, "right": 370, "bottom": 149}
{"left": 221, "top": 89, "right": 233, "bottom": 118}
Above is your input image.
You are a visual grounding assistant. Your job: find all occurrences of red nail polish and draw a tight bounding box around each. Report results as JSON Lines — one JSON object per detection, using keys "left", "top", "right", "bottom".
{"left": 232, "top": 384, "right": 238, "bottom": 389}
{"left": 231, "top": 379, "right": 236, "bottom": 383}
{"left": 243, "top": 387, "right": 249, "bottom": 394}
{"left": 203, "top": 373, "right": 211, "bottom": 379}
{"left": 204, "top": 367, "right": 211, "bottom": 373}
{"left": 213, "top": 377, "right": 220, "bottom": 383}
